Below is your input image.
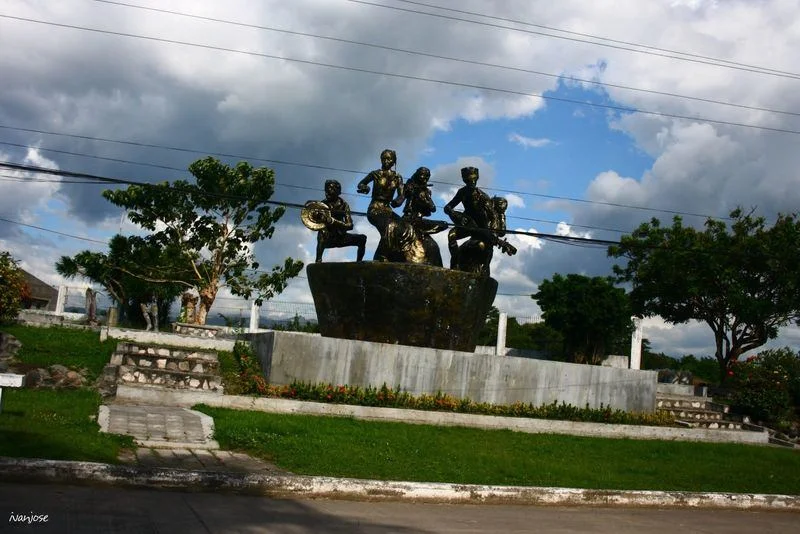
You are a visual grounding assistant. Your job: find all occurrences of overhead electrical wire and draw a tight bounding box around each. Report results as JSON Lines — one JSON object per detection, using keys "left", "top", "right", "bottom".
{"left": 0, "top": 124, "right": 744, "bottom": 224}
{"left": 0, "top": 216, "right": 109, "bottom": 244}
{"left": 90, "top": 0, "right": 800, "bottom": 118}
{"left": 0, "top": 161, "right": 626, "bottom": 247}
{"left": 1, "top": 14, "right": 799, "bottom": 138}
{"left": 0, "top": 132, "right": 728, "bottom": 222}
{"left": 0, "top": 131, "right": 729, "bottom": 221}
{"left": 0, "top": 140, "right": 634, "bottom": 233}
{"left": 387, "top": 0, "right": 800, "bottom": 78}
{"left": 348, "top": 0, "right": 800, "bottom": 80}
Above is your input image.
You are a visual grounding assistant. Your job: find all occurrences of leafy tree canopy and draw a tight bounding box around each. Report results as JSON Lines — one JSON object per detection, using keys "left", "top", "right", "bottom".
{"left": 533, "top": 274, "right": 632, "bottom": 365}
{"left": 56, "top": 234, "right": 186, "bottom": 326}
{"left": 609, "top": 208, "right": 800, "bottom": 382}
{"left": 101, "top": 157, "right": 303, "bottom": 324}
{"left": 0, "top": 251, "right": 26, "bottom": 324}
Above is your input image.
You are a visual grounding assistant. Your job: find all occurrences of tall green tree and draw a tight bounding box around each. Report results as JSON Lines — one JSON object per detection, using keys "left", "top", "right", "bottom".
{"left": 102, "top": 157, "right": 303, "bottom": 324}
{"left": 56, "top": 234, "right": 186, "bottom": 326}
{"left": 533, "top": 274, "right": 632, "bottom": 365}
{"left": 0, "top": 251, "right": 27, "bottom": 324}
{"left": 609, "top": 209, "right": 800, "bottom": 382}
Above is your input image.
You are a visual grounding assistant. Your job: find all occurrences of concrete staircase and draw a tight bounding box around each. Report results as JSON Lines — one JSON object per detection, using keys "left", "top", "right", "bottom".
{"left": 97, "top": 342, "right": 224, "bottom": 450}
{"left": 657, "top": 384, "right": 800, "bottom": 448}
{"left": 657, "top": 391, "right": 746, "bottom": 430}
{"left": 98, "top": 342, "right": 223, "bottom": 398}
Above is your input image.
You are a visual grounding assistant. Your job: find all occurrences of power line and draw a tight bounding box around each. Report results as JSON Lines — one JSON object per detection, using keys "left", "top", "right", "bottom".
{"left": 0, "top": 216, "right": 109, "bottom": 244}
{"left": 388, "top": 0, "right": 800, "bottom": 78}
{"left": 0, "top": 125, "right": 363, "bottom": 174}
{"left": 2, "top": 140, "right": 633, "bottom": 233}
{"left": 90, "top": 0, "right": 800, "bottom": 118}
{"left": 0, "top": 126, "right": 732, "bottom": 221}
{"left": 0, "top": 161, "right": 627, "bottom": 247}
{"left": 2, "top": 14, "right": 799, "bottom": 138}
{"left": 349, "top": 0, "right": 800, "bottom": 80}
{"left": 0, "top": 173, "right": 103, "bottom": 184}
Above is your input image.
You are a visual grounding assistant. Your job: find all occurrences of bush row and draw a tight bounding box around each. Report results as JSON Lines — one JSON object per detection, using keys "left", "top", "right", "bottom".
{"left": 229, "top": 342, "right": 675, "bottom": 427}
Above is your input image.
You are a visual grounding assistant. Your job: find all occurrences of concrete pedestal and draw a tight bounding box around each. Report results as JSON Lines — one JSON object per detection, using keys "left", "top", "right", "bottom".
{"left": 306, "top": 262, "right": 497, "bottom": 352}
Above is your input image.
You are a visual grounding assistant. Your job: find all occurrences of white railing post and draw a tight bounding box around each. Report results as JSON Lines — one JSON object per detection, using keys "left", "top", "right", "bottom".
{"left": 55, "top": 286, "right": 67, "bottom": 315}
{"left": 496, "top": 312, "right": 508, "bottom": 356}
{"left": 630, "top": 317, "right": 643, "bottom": 370}
{"left": 249, "top": 301, "right": 260, "bottom": 333}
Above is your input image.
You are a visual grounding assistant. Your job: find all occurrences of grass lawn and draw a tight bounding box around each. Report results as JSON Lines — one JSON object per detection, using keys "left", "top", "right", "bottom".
{"left": 0, "top": 325, "right": 132, "bottom": 463}
{"left": 0, "top": 388, "right": 133, "bottom": 463}
{"left": 197, "top": 406, "right": 800, "bottom": 495}
{"left": 1, "top": 324, "right": 117, "bottom": 381}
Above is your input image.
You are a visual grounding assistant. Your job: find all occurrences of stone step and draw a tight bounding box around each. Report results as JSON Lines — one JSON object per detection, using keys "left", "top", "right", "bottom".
{"left": 768, "top": 436, "right": 799, "bottom": 449}
{"left": 675, "top": 419, "right": 747, "bottom": 431}
{"left": 118, "top": 367, "right": 222, "bottom": 392}
{"left": 114, "top": 342, "right": 218, "bottom": 363}
{"left": 113, "top": 353, "right": 219, "bottom": 374}
{"left": 659, "top": 408, "right": 724, "bottom": 421}
{"left": 656, "top": 395, "right": 728, "bottom": 413}
{"left": 110, "top": 342, "right": 219, "bottom": 375}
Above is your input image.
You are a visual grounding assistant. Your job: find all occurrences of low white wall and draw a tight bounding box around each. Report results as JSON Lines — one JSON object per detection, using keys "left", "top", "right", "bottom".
{"left": 247, "top": 331, "right": 657, "bottom": 413}
{"left": 102, "top": 327, "right": 237, "bottom": 351}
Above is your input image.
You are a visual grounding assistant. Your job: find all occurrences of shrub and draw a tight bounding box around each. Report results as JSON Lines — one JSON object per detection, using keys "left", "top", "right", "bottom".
{"left": 232, "top": 341, "right": 268, "bottom": 395}
{"left": 237, "top": 380, "right": 674, "bottom": 426}
{"left": 0, "top": 251, "right": 26, "bottom": 324}
{"left": 728, "top": 348, "right": 800, "bottom": 426}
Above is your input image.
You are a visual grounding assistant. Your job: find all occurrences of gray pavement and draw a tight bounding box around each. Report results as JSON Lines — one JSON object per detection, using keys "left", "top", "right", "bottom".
{"left": 100, "top": 403, "right": 219, "bottom": 449}
{"left": 2, "top": 481, "right": 799, "bottom": 533}
{"left": 100, "top": 402, "right": 289, "bottom": 474}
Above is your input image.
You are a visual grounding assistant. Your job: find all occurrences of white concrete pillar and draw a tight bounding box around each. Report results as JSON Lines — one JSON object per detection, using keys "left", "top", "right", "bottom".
{"left": 249, "top": 301, "right": 260, "bottom": 333}
{"left": 630, "top": 317, "right": 643, "bottom": 370}
{"left": 55, "top": 286, "right": 67, "bottom": 315}
{"left": 496, "top": 312, "right": 508, "bottom": 356}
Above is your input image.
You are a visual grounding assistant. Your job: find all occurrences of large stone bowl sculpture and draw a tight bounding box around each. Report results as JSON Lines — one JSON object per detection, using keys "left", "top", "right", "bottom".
{"left": 306, "top": 262, "right": 497, "bottom": 352}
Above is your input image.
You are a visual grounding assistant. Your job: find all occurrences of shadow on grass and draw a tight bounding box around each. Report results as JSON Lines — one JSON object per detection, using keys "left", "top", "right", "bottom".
{"left": 0, "top": 428, "right": 131, "bottom": 464}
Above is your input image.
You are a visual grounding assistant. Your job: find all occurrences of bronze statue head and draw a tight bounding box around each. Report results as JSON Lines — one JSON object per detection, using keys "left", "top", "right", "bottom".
{"left": 410, "top": 166, "right": 431, "bottom": 185}
{"left": 324, "top": 179, "right": 342, "bottom": 200}
{"left": 380, "top": 149, "right": 397, "bottom": 170}
{"left": 493, "top": 196, "right": 508, "bottom": 213}
{"left": 460, "top": 167, "right": 479, "bottom": 186}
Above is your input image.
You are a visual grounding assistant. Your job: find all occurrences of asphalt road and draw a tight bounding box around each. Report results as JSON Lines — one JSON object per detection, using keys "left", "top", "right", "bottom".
{"left": 1, "top": 482, "right": 798, "bottom": 533}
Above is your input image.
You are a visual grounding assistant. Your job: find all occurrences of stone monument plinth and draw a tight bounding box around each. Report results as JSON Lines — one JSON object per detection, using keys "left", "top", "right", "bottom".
{"left": 306, "top": 262, "right": 497, "bottom": 352}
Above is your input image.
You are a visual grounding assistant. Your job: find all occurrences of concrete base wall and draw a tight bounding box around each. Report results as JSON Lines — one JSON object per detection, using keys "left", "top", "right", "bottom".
{"left": 657, "top": 383, "right": 699, "bottom": 397}
{"left": 247, "top": 331, "right": 657, "bottom": 413}
{"left": 17, "top": 310, "right": 88, "bottom": 326}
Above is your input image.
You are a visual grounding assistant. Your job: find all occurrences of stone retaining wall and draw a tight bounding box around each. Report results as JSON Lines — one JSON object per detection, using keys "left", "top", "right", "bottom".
{"left": 104, "top": 343, "right": 222, "bottom": 394}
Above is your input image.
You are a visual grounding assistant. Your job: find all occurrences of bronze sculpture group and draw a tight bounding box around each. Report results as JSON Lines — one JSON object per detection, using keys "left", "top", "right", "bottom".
{"left": 302, "top": 149, "right": 516, "bottom": 276}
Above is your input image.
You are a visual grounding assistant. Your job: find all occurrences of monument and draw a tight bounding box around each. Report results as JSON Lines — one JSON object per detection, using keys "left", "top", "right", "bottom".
{"left": 246, "top": 148, "right": 657, "bottom": 413}
{"left": 301, "top": 149, "right": 516, "bottom": 351}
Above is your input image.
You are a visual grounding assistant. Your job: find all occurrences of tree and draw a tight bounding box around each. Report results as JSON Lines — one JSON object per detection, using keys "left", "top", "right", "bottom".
{"left": 514, "top": 322, "right": 564, "bottom": 357}
{"left": 609, "top": 209, "right": 800, "bottom": 383}
{"left": 102, "top": 157, "right": 304, "bottom": 324}
{"left": 56, "top": 234, "right": 186, "bottom": 327}
{"left": 0, "top": 251, "right": 26, "bottom": 324}
{"left": 533, "top": 274, "right": 632, "bottom": 365}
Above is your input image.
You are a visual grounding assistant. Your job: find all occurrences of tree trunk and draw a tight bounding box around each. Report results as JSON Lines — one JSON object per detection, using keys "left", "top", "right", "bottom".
{"left": 195, "top": 284, "right": 218, "bottom": 326}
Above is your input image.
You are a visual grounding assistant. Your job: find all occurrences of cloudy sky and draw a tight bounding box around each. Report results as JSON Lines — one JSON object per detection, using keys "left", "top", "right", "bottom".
{"left": 1, "top": 0, "right": 799, "bottom": 356}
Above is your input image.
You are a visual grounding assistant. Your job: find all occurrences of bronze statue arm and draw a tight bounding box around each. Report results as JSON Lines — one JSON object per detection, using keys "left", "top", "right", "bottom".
{"left": 390, "top": 184, "right": 405, "bottom": 208}
{"left": 443, "top": 188, "right": 465, "bottom": 216}
{"left": 329, "top": 205, "right": 354, "bottom": 231}
{"left": 357, "top": 172, "right": 374, "bottom": 194}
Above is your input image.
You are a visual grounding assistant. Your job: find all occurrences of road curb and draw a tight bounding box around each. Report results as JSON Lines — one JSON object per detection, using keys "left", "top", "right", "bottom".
{"left": 1, "top": 456, "right": 798, "bottom": 510}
